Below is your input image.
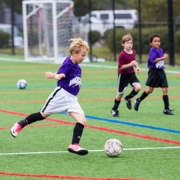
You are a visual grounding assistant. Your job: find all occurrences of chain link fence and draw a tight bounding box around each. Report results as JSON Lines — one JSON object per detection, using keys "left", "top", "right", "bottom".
{"left": 0, "top": 0, "right": 180, "bottom": 65}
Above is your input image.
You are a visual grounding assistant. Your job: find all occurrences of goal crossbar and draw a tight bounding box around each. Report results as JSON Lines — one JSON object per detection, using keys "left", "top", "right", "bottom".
{"left": 23, "top": 0, "right": 87, "bottom": 63}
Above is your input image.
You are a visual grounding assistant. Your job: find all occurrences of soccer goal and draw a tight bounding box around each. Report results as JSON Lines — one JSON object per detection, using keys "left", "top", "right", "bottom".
{"left": 23, "top": 0, "right": 88, "bottom": 63}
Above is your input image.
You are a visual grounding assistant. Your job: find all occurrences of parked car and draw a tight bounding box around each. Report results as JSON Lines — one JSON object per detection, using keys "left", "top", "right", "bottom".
{"left": 80, "top": 9, "right": 138, "bottom": 35}
{"left": 0, "top": 24, "right": 24, "bottom": 48}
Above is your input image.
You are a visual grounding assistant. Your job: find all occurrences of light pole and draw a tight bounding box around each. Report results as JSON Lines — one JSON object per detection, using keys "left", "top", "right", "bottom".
{"left": 10, "top": 0, "right": 15, "bottom": 55}
{"left": 138, "top": 0, "right": 142, "bottom": 63}
{"left": 112, "top": 0, "right": 116, "bottom": 61}
{"left": 88, "top": 0, "right": 92, "bottom": 62}
{"left": 167, "top": 0, "right": 175, "bottom": 66}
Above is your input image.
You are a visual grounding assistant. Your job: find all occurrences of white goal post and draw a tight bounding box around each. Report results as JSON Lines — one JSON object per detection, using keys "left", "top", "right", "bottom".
{"left": 23, "top": 0, "right": 88, "bottom": 63}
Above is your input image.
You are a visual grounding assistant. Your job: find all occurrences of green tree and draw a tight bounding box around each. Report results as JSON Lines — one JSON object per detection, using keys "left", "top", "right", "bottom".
{"left": 2, "top": 0, "right": 22, "bottom": 14}
{"left": 126, "top": 0, "right": 180, "bottom": 22}
{"left": 2, "top": 0, "right": 180, "bottom": 23}
{"left": 73, "top": 0, "right": 127, "bottom": 16}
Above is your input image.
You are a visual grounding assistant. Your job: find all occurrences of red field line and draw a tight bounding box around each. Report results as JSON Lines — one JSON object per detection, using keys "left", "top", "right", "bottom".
{"left": 0, "top": 78, "right": 47, "bottom": 82}
{"left": 86, "top": 124, "right": 180, "bottom": 145}
{"left": 0, "top": 171, "right": 155, "bottom": 180}
{"left": 0, "top": 99, "right": 45, "bottom": 104}
{"left": 0, "top": 123, "right": 61, "bottom": 131}
{"left": 0, "top": 109, "right": 180, "bottom": 146}
{"left": 0, "top": 65, "right": 56, "bottom": 69}
{"left": 0, "top": 72, "right": 44, "bottom": 76}
{"left": 0, "top": 90, "right": 52, "bottom": 94}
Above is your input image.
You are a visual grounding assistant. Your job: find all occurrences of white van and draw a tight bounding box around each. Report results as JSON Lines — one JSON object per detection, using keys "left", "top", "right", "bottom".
{"left": 81, "top": 10, "right": 138, "bottom": 35}
{"left": 0, "top": 24, "right": 24, "bottom": 48}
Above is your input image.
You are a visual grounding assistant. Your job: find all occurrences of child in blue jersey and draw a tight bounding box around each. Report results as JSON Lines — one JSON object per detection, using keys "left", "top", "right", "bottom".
{"left": 134, "top": 34, "right": 173, "bottom": 115}
{"left": 111, "top": 34, "right": 141, "bottom": 117}
{"left": 11, "top": 38, "right": 90, "bottom": 155}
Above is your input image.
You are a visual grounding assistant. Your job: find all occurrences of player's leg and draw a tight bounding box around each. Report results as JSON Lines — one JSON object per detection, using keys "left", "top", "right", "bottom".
{"left": 10, "top": 112, "right": 48, "bottom": 138}
{"left": 10, "top": 87, "right": 61, "bottom": 138}
{"left": 134, "top": 69, "right": 157, "bottom": 111}
{"left": 68, "top": 112, "right": 88, "bottom": 155}
{"left": 134, "top": 87, "right": 154, "bottom": 111}
{"left": 111, "top": 74, "right": 127, "bottom": 116}
{"left": 162, "top": 87, "right": 174, "bottom": 115}
{"left": 111, "top": 93, "right": 123, "bottom": 117}
{"left": 160, "top": 71, "right": 173, "bottom": 115}
{"left": 125, "top": 73, "right": 141, "bottom": 110}
{"left": 134, "top": 82, "right": 141, "bottom": 92}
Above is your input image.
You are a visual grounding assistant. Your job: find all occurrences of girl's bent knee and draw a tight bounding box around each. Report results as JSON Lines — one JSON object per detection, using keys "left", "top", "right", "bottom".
{"left": 40, "top": 112, "right": 49, "bottom": 119}
{"left": 70, "top": 112, "right": 86, "bottom": 125}
{"left": 79, "top": 117, "right": 86, "bottom": 125}
{"left": 136, "top": 87, "right": 141, "bottom": 92}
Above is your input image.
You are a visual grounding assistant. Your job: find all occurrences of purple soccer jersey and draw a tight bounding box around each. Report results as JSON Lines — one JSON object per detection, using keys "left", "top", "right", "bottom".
{"left": 147, "top": 47, "right": 165, "bottom": 69}
{"left": 57, "top": 57, "right": 81, "bottom": 96}
{"left": 118, "top": 50, "right": 136, "bottom": 74}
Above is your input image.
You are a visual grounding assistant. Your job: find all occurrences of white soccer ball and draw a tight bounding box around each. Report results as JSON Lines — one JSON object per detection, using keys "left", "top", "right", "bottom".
{"left": 17, "top": 79, "right": 27, "bottom": 89}
{"left": 104, "top": 138, "right": 123, "bottom": 157}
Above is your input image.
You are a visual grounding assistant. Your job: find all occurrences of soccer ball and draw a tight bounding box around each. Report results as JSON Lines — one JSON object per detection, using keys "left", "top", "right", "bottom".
{"left": 17, "top": 79, "right": 27, "bottom": 89}
{"left": 104, "top": 138, "right": 123, "bottom": 157}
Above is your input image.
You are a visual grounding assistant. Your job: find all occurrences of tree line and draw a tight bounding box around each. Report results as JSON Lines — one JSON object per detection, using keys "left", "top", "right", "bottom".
{"left": 1, "top": 0, "right": 180, "bottom": 22}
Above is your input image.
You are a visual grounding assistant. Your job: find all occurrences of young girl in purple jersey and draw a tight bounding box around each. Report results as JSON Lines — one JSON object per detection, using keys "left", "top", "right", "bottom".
{"left": 10, "top": 38, "right": 90, "bottom": 155}
{"left": 134, "top": 34, "right": 173, "bottom": 115}
{"left": 111, "top": 34, "right": 141, "bottom": 117}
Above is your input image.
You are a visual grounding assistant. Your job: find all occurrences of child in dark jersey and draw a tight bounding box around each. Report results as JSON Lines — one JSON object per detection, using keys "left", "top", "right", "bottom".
{"left": 10, "top": 38, "right": 90, "bottom": 155}
{"left": 134, "top": 34, "right": 173, "bottom": 115}
{"left": 111, "top": 34, "right": 141, "bottom": 117}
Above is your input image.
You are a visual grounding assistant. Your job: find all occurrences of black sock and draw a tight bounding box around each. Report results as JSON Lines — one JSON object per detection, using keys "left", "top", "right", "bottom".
{"left": 112, "top": 99, "right": 121, "bottom": 110}
{"left": 126, "top": 88, "right": 138, "bottom": 99}
{"left": 163, "top": 95, "right": 169, "bottom": 109}
{"left": 72, "top": 122, "right": 84, "bottom": 144}
{"left": 138, "top": 91, "right": 148, "bottom": 101}
{"left": 18, "top": 112, "right": 45, "bottom": 128}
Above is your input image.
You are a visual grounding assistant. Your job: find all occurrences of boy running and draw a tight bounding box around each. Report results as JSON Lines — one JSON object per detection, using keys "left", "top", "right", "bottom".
{"left": 11, "top": 38, "right": 90, "bottom": 155}
{"left": 111, "top": 34, "right": 141, "bottom": 117}
{"left": 134, "top": 34, "right": 174, "bottom": 115}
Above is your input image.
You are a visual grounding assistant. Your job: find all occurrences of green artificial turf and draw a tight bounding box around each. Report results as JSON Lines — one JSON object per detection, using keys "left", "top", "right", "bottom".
{"left": 0, "top": 60, "right": 180, "bottom": 180}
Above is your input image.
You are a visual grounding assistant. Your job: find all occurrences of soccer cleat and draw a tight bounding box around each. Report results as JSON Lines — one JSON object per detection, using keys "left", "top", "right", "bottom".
{"left": 163, "top": 109, "right": 174, "bottom": 115}
{"left": 10, "top": 122, "right": 23, "bottom": 138}
{"left": 124, "top": 96, "right": 132, "bottom": 109}
{"left": 68, "top": 144, "right": 88, "bottom": 155}
{"left": 111, "top": 109, "right": 119, "bottom": 117}
{"left": 134, "top": 98, "right": 141, "bottom": 111}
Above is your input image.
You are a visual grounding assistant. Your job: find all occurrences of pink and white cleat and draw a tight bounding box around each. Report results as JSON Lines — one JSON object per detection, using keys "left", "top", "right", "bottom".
{"left": 68, "top": 144, "right": 88, "bottom": 155}
{"left": 10, "top": 122, "right": 23, "bottom": 138}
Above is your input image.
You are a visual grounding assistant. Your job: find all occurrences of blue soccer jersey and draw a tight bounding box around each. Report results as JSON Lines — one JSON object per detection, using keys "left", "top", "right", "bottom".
{"left": 57, "top": 57, "right": 82, "bottom": 96}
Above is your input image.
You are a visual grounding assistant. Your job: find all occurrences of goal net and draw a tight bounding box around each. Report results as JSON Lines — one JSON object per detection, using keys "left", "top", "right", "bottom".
{"left": 23, "top": 0, "right": 88, "bottom": 63}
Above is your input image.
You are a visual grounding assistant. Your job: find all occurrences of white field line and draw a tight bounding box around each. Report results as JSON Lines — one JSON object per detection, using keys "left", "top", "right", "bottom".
{"left": 0, "top": 57, "right": 180, "bottom": 74}
{"left": 80, "top": 64, "right": 180, "bottom": 74}
{"left": 0, "top": 146, "right": 179, "bottom": 156}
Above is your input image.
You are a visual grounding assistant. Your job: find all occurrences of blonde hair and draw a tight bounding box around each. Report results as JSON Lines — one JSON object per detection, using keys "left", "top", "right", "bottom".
{"left": 69, "top": 38, "right": 90, "bottom": 54}
{"left": 122, "top": 34, "right": 133, "bottom": 44}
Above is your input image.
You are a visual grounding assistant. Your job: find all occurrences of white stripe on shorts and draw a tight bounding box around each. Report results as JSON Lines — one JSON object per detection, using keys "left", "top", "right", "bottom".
{"left": 117, "top": 74, "right": 127, "bottom": 94}
{"left": 41, "top": 87, "right": 84, "bottom": 115}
